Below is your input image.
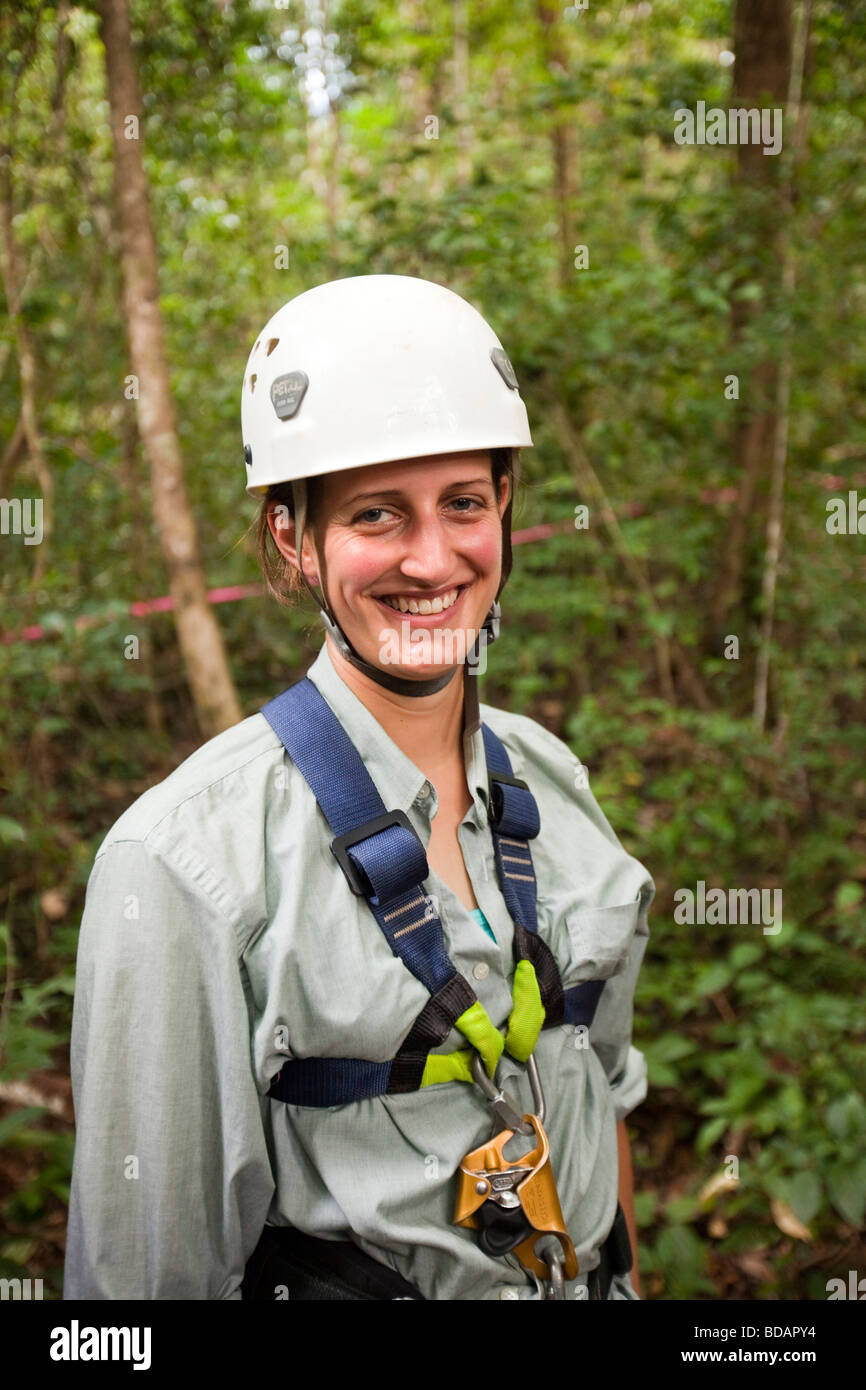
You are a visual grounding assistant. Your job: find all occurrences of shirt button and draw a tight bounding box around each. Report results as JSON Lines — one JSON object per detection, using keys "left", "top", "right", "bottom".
{"left": 472, "top": 961, "right": 490, "bottom": 981}
{"left": 416, "top": 781, "right": 431, "bottom": 802}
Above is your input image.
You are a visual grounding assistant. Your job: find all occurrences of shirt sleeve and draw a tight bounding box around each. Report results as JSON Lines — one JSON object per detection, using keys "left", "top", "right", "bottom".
{"left": 588, "top": 881, "right": 653, "bottom": 1124}
{"left": 64, "top": 839, "right": 275, "bottom": 1300}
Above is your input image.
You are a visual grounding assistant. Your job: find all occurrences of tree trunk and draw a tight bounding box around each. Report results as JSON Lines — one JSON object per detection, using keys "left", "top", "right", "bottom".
{"left": 95, "top": 0, "right": 242, "bottom": 737}
{"left": 120, "top": 404, "right": 166, "bottom": 741}
{"left": 710, "top": 0, "right": 793, "bottom": 643}
{"left": 535, "top": 0, "right": 577, "bottom": 292}
{"left": 453, "top": 0, "right": 472, "bottom": 187}
{"left": 0, "top": 165, "right": 54, "bottom": 617}
{"left": 753, "top": 0, "right": 813, "bottom": 730}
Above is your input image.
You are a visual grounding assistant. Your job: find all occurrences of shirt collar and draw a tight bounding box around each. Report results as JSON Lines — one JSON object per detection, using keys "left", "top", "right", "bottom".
{"left": 305, "top": 638, "right": 490, "bottom": 828}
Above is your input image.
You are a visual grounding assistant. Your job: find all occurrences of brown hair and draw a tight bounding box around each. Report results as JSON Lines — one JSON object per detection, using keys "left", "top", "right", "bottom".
{"left": 255, "top": 448, "right": 517, "bottom": 607}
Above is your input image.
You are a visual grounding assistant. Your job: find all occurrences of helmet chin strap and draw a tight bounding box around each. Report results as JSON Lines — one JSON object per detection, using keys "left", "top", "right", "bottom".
{"left": 291, "top": 478, "right": 499, "bottom": 732}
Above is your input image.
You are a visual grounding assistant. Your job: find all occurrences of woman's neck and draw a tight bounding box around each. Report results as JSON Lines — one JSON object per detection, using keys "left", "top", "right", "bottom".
{"left": 325, "top": 634, "right": 467, "bottom": 773}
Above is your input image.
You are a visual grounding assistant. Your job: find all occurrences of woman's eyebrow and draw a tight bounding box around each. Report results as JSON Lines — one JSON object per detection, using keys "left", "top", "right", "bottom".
{"left": 345, "top": 476, "right": 494, "bottom": 506}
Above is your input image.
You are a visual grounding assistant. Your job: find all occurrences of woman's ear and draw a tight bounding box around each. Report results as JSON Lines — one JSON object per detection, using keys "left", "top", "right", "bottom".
{"left": 497, "top": 469, "right": 511, "bottom": 517}
{"left": 267, "top": 503, "right": 319, "bottom": 584}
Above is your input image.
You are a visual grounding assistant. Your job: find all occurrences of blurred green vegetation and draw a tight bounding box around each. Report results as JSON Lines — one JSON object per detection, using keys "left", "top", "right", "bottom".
{"left": 1, "top": 0, "right": 864, "bottom": 1299}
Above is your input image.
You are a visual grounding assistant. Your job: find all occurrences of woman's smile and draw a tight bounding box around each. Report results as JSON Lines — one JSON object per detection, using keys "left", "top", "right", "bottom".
{"left": 374, "top": 583, "right": 470, "bottom": 621}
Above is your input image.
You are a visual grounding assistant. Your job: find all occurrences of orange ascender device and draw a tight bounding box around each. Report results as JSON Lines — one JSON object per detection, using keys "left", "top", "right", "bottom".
{"left": 454, "top": 1055, "right": 578, "bottom": 1283}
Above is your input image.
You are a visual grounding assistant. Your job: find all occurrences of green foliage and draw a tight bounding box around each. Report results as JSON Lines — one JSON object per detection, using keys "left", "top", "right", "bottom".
{"left": 1, "top": 0, "right": 864, "bottom": 1301}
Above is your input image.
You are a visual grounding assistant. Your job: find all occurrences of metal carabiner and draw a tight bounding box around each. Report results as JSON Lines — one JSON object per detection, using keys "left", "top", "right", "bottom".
{"left": 470, "top": 1049, "right": 546, "bottom": 1135}
{"left": 534, "top": 1237, "right": 566, "bottom": 1300}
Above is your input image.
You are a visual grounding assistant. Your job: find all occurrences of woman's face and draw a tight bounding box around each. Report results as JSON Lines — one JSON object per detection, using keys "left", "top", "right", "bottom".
{"left": 282, "top": 451, "right": 509, "bottom": 679}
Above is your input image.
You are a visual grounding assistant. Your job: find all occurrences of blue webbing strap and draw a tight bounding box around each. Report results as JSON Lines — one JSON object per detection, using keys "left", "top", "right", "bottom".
{"left": 262, "top": 679, "right": 457, "bottom": 996}
{"left": 482, "top": 724, "right": 541, "bottom": 935}
{"left": 481, "top": 725, "right": 604, "bottom": 1028}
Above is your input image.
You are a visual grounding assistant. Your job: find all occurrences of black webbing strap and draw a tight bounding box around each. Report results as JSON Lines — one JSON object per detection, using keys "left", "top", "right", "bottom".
{"left": 242, "top": 1205, "right": 631, "bottom": 1301}
{"left": 242, "top": 1225, "right": 425, "bottom": 1301}
{"left": 388, "top": 974, "right": 477, "bottom": 1093}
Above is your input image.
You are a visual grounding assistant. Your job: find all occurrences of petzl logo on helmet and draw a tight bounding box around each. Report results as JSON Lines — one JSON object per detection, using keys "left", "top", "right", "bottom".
{"left": 271, "top": 371, "right": 309, "bottom": 420}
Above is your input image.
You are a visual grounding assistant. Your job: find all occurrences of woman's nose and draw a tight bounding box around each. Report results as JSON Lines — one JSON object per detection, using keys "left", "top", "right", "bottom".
{"left": 396, "top": 512, "right": 456, "bottom": 582}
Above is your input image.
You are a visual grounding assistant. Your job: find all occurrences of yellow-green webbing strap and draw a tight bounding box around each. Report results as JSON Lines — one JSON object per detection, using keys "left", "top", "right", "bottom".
{"left": 419, "top": 962, "right": 545, "bottom": 1086}
{"left": 503, "top": 958, "right": 545, "bottom": 1062}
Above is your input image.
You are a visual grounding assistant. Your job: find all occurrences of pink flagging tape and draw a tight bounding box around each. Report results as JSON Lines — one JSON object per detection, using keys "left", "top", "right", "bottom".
{"left": 3, "top": 584, "right": 264, "bottom": 645}
{"left": 128, "top": 584, "right": 262, "bottom": 617}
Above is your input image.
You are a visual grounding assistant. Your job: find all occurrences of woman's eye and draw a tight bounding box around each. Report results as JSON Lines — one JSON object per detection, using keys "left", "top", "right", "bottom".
{"left": 354, "top": 497, "right": 483, "bottom": 524}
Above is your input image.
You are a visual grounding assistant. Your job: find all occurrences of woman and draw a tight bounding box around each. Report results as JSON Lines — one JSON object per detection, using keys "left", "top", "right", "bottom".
{"left": 64, "top": 274, "right": 653, "bottom": 1301}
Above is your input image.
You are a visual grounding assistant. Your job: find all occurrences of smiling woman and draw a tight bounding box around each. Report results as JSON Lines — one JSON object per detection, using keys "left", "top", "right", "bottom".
{"left": 65, "top": 274, "right": 653, "bottom": 1302}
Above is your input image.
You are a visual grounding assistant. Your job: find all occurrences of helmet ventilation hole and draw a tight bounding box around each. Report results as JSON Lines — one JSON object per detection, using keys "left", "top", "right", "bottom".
{"left": 250, "top": 373, "right": 257, "bottom": 393}
{"left": 266, "top": 337, "right": 280, "bottom": 356}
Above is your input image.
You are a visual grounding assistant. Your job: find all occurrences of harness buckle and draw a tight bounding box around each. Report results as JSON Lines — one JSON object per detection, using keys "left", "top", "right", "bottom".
{"left": 487, "top": 769, "right": 529, "bottom": 829}
{"left": 330, "top": 810, "right": 426, "bottom": 897}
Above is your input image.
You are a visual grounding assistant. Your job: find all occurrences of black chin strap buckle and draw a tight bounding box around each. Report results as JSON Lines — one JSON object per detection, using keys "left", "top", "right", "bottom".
{"left": 319, "top": 606, "right": 353, "bottom": 659}
{"left": 481, "top": 600, "right": 501, "bottom": 646}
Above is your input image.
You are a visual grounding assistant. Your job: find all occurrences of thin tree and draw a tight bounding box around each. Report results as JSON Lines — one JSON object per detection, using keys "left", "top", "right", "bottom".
{"left": 710, "top": 0, "right": 793, "bottom": 642}
{"left": 535, "top": 0, "right": 577, "bottom": 292}
{"left": 95, "top": 0, "right": 242, "bottom": 737}
{"left": 753, "top": 0, "right": 813, "bottom": 730}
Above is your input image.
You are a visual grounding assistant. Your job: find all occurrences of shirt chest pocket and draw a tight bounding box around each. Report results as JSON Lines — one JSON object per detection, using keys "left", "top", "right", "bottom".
{"left": 559, "top": 898, "right": 642, "bottom": 987}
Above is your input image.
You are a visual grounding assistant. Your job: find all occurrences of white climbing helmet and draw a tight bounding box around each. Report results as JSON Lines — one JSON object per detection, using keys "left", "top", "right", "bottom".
{"left": 241, "top": 273, "right": 532, "bottom": 495}
{"left": 241, "top": 274, "right": 533, "bottom": 721}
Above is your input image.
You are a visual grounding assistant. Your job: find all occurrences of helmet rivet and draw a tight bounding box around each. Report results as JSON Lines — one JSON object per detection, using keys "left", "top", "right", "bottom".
{"left": 243, "top": 445, "right": 252, "bottom": 468}
{"left": 491, "top": 347, "right": 519, "bottom": 390}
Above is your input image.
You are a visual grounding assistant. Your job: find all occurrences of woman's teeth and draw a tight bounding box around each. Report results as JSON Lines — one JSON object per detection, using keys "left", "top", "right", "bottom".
{"left": 379, "top": 587, "right": 461, "bottom": 615}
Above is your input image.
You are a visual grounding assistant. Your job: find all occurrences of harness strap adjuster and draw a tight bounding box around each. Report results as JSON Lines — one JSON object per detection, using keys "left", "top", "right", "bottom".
{"left": 330, "top": 810, "right": 427, "bottom": 898}
{"left": 488, "top": 769, "right": 539, "bottom": 838}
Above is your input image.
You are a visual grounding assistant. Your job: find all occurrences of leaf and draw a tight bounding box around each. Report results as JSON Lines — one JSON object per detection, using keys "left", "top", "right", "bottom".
{"left": 729, "top": 942, "right": 762, "bottom": 970}
{"left": 825, "top": 1093, "right": 866, "bottom": 1141}
{"left": 787, "top": 1171, "right": 823, "bottom": 1225}
{"left": 656, "top": 1224, "right": 710, "bottom": 1297}
{"left": 696, "top": 1116, "right": 728, "bottom": 1156}
{"left": 634, "top": 1190, "right": 657, "bottom": 1227}
{"left": 0, "top": 1239, "right": 37, "bottom": 1265}
{"left": 770, "top": 1198, "right": 812, "bottom": 1241}
{"left": 647, "top": 1033, "right": 697, "bottom": 1063}
{"left": 696, "top": 962, "right": 734, "bottom": 995}
{"left": 699, "top": 1171, "right": 740, "bottom": 1206}
{"left": 0, "top": 1107, "right": 45, "bottom": 1145}
{"left": 826, "top": 1164, "right": 866, "bottom": 1228}
{"left": 666, "top": 1193, "right": 700, "bottom": 1223}
{"left": 834, "top": 881, "right": 864, "bottom": 912}
{"left": 0, "top": 817, "right": 26, "bottom": 845}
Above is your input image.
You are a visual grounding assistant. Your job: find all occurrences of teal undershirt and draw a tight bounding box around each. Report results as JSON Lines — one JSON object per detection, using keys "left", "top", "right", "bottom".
{"left": 470, "top": 906, "right": 497, "bottom": 944}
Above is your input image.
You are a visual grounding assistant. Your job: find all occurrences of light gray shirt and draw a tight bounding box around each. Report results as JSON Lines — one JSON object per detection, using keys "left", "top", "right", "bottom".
{"left": 64, "top": 639, "right": 653, "bottom": 1301}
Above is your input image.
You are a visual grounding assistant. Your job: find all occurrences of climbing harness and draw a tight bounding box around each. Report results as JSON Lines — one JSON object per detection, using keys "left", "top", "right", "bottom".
{"left": 260, "top": 676, "right": 609, "bottom": 1296}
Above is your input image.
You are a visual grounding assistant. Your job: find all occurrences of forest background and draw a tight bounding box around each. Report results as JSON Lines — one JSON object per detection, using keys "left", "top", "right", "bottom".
{"left": 0, "top": 0, "right": 864, "bottom": 1300}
